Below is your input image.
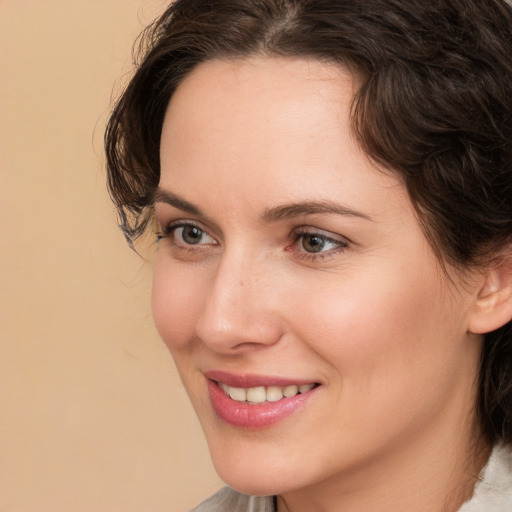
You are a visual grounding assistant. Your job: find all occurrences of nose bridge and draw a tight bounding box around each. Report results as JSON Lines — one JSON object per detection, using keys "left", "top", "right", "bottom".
{"left": 194, "top": 246, "right": 281, "bottom": 351}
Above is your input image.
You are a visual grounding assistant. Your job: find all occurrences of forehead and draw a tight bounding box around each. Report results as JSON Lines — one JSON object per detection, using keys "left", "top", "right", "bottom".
{"left": 170, "top": 56, "right": 354, "bottom": 107}
{"left": 162, "top": 58, "right": 353, "bottom": 152}
{"left": 158, "top": 57, "right": 404, "bottom": 221}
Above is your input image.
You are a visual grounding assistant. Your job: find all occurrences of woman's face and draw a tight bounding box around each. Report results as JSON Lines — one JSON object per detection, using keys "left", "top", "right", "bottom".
{"left": 153, "top": 58, "right": 483, "bottom": 497}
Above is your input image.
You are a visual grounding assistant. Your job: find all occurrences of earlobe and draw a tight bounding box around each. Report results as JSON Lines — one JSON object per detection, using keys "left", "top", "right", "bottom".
{"left": 468, "top": 257, "right": 512, "bottom": 334}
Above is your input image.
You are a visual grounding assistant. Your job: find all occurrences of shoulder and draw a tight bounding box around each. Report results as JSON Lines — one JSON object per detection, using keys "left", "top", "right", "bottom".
{"left": 458, "top": 444, "right": 512, "bottom": 512}
{"left": 190, "top": 487, "right": 275, "bottom": 512}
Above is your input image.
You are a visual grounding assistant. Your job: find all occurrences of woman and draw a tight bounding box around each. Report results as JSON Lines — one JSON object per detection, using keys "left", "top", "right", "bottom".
{"left": 105, "top": 1, "right": 512, "bottom": 510}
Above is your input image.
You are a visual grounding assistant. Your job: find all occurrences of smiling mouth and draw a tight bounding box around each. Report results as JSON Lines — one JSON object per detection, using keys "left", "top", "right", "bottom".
{"left": 216, "top": 381, "right": 319, "bottom": 405}
{"left": 206, "top": 374, "right": 321, "bottom": 427}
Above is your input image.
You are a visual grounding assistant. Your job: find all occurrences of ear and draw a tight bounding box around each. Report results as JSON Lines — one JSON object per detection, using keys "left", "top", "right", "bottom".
{"left": 468, "top": 255, "right": 512, "bottom": 334}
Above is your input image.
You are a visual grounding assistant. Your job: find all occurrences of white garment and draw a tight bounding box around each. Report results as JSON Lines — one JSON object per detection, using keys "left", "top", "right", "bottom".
{"left": 459, "top": 444, "right": 512, "bottom": 512}
{"left": 190, "top": 487, "right": 274, "bottom": 512}
{"left": 190, "top": 444, "right": 512, "bottom": 512}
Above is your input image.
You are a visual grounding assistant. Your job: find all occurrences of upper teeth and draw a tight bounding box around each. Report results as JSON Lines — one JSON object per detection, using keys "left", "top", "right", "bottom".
{"left": 218, "top": 382, "right": 315, "bottom": 404}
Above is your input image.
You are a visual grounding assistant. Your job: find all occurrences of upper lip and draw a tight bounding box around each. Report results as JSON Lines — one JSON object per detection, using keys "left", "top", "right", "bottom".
{"left": 205, "top": 370, "right": 318, "bottom": 388}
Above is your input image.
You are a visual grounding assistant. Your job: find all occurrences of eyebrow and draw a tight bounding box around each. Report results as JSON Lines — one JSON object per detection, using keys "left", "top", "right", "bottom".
{"left": 153, "top": 187, "right": 372, "bottom": 223}
{"left": 262, "top": 200, "right": 373, "bottom": 223}
{"left": 153, "top": 188, "right": 202, "bottom": 216}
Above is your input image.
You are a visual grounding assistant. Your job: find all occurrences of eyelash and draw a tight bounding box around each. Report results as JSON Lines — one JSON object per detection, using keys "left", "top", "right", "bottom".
{"left": 157, "top": 220, "right": 215, "bottom": 254}
{"left": 157, "top": 221, "right": 349, "bottom": 261}
{"left": 291, "top": 228, "right": 349, "bottom": 262}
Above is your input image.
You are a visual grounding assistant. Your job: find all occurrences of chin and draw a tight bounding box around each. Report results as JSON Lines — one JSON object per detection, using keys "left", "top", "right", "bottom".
{"left": 207, "top": 440, "right": 313, "bottom": 497}
{"left": 214, "top": 465, "right": 292, "bottom": 497}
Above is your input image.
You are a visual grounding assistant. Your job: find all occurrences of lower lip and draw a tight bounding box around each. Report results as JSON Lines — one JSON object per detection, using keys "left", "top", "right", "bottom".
{"left": 207, "top": 379, "right": 316, "bottom": 429}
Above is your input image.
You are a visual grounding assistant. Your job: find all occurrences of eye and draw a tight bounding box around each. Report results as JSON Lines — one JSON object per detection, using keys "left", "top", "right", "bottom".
{"left": 175, "top": 225, "right": 213, "bottom": 245}
{"left": 299, "top": 233, "right": 337, "bottom": 253}
{"left": 292, "top": 228, "right": 348, "bottom": 259}
{"left": 158, "top": 221, "right": 217, "bottom": 247}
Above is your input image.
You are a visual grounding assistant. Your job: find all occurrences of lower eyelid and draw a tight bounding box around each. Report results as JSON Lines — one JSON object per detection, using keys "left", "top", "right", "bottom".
{"left": 293, "top": 245, "right": 345, "bottom": 263}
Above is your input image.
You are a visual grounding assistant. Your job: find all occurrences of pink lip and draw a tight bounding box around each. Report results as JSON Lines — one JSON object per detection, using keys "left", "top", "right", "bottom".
{"left": 205, "top": 371, "right": 319, "bottom": 429}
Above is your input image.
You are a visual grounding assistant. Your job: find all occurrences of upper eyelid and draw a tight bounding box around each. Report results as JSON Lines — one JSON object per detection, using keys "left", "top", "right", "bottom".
{"left": 153, "top": 203, "right": 222, "bottom": 236}
{"left": 158, "top": 218, "right": 214, "bottom": 235}
{"left": 293, "top": 232, "right": 349, "bottom": 253}
{"left": 293, "top": 226, "right": 351, "bottom": 244}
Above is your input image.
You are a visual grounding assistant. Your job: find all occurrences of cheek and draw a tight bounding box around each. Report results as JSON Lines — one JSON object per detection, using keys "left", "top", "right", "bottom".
{"left": 151, "top": 258, "right": 206, "bottom": 353}
{"left": 287, "top": 266, "right": 465, "bottom": 390}
{"left": 283, "top": 270, "right": 475, "bottom": 447}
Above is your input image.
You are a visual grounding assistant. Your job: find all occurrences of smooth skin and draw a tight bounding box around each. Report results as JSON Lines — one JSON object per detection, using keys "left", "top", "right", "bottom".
{"left": 152, "top": 58, "right": 502, "bottom": 512}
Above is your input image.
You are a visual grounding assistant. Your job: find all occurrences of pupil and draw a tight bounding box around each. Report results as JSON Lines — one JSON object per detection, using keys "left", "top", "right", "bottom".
{"left": 303, "top": 235, "right": 325, "bottom": 253}
{"left": 183, "top": 226, "right": 202, "bottom": 244}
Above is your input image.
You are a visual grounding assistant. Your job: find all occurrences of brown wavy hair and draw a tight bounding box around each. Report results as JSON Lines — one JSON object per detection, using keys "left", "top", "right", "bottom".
{"left": 105, "top": 0, "right": 512, "bottom": 444}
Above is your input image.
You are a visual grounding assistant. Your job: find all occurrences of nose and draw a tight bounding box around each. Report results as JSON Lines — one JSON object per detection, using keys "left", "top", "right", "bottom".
{"left": 194, "top": 249, "right": 283, "bottom": 354}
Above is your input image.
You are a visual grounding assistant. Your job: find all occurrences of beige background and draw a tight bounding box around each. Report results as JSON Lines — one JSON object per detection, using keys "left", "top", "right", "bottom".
{"left": 0, "top": 1, "right": 222, "bottom": 510}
